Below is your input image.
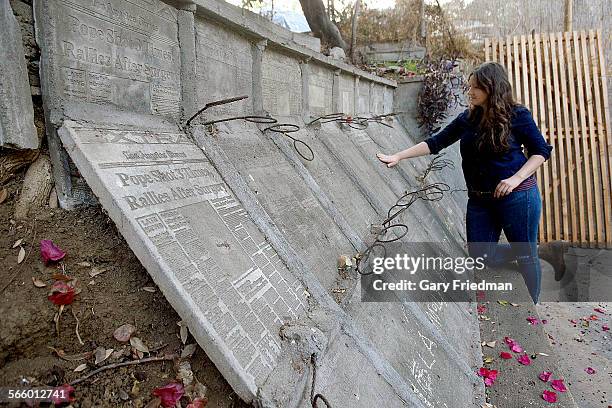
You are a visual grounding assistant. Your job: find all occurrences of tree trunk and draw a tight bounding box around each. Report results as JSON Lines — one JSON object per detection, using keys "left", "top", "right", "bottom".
{"left": 14, "top": 154, "right": 53, "bottom": 219}
{"left": 350, "top": 0, "right": 361, "bottom": 63}
{"left": 299, "top": 0, "right": 347, "bottom": 50}
{"left": 0, "top": 149, "right": 40, "bottom": 185}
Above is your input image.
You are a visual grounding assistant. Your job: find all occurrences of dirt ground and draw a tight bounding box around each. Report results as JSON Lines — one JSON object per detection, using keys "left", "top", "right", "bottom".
{"left": 0, "top": 172, "right": 249, "bottom": 408}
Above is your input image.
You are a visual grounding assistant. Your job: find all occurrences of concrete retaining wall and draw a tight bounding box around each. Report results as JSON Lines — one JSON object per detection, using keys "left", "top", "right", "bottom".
{"left": 35, "top": 0, "right": 483, "bottom": 405}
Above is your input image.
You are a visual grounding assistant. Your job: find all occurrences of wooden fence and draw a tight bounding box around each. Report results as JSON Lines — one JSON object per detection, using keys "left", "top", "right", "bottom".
{"left": 485, "top": 30, "right": 611, "bottom": 248}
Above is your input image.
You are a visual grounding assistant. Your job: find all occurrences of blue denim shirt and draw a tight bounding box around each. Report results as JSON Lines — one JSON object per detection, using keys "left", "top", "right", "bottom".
{"left": 424, "top": 106, "right": 553, "bottom": 192}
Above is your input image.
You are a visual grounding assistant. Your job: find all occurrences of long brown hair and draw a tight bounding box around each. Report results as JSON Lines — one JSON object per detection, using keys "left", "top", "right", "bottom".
{"left": 468, "top": 62, "right": 517, "bottom": 153}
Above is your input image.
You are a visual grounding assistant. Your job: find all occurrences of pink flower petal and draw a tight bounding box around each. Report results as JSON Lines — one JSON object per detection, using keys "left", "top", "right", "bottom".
{"left": 152, "top": 382, "right": 184, "bottom": 408}
{"left": 477, "top": 304, "right": 487, "bottom": 314}
{"left": 47, "top": 281, "right": 76, "bottom": 305}
{"left": 477, "top": 367, "right": 488, "bottom": 377}
{"left": 504, "top": 336, "right": 515, "bottom": 346}
{"left": 484, "top": 377, "right": 494, "bottom": 387}
{"left": 511, "top": 343, "right": 524, "bottom": 353}
{"left": 500, "top": 352, "right": 513, "bottom": 359}
{"left": 527, "top": 316, "right": 539, "bottom": 325}
{"left": 517, "top": 354, "right": 531, "bottom": 365}
{"left": 539, "top": 371, "right": 552, "bottom": 382}
{"left": 594, "top": 307, "right": 606, "bottom": 314}
{"left": 551, "top": 379, "right": 567, "bottom": 392}
{"left": 585, "top": 367, "right": 596, "bottom": 374}
{"left": 487, "top": 369, "right": 498, "bottom": 381}
{"left": 603, "top": 325, "right": 609, "bottom": 331}
{"left": 542, "top": 319, "right": 548, "bottom": 324}
{"left": 542, "top": 390, "right": 557, "bottom": 403}
{"left": 40, "top": 239, "right": 66, "bottom": 265}
{"left": 569, "top": 319, "right": 578, "bottom": 325}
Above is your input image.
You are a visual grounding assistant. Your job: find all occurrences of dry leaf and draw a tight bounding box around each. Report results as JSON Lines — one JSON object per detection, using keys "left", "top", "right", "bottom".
{"left": 142, "top": 287, "right": 156, "bottom": 293}
{"left": 17, "top": 247, "right": 26, "bottom": 264}
{"left": 178, "top": 321, "right": 189, "bottom": 344}
{"left": 181, "top": 344, "right": 197, "bottom": 359}
{"left": 177, "top": 360, "right": 194, "bottom": 386}
{"left": 77, "top": 261, "right": 91, "bottom": 267}
{"left": 0, "top": 188, "right": 8, "bottom": 204}
{"left": 130, "top": 337, "right": 149, "bottom": 353}
{"left": 32, "top": 277, "right": 47, "bottom": 288}
{"left": 114, "top": 324, "right": 137, "bottom": 342}
{"left": 74, "top": 363, "right": 88, "bottom": 372}
{"left": 483, "top": 356, "right": 494, "bottom": 364}
{"left": 89, "top": 267, "right": 108, "bottom": 278}
{"left": 485, "top": 341, "right": 497, "bottom": 348}
{"left": 12, "top": 239, "right": 23, "bottom": 248}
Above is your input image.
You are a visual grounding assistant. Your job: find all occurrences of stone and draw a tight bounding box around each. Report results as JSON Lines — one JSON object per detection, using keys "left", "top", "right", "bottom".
{"left": 0, "top": 0, "right": 38, "bottom": 149}
{"left": 58, "top": 120, "right": 309, "bottom": 401}
{"left": 329, "top": 46, "right": 346, "bottom": 60}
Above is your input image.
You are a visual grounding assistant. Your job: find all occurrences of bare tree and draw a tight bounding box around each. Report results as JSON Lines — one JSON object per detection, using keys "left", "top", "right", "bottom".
{"left": 299, "top": 0, "right": 348, "bottom": 50}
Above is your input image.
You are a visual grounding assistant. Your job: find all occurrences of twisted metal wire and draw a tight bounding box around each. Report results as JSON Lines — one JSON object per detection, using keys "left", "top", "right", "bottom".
{"left": 185, "top": 95, "right": 316, "bottom": 161}
{"left": 264, "top": 123, "right": 315, "bottom": 162}
{"left": 310, "top": 354, "right": 332, "bottom": 408}
{"left": 306, "top": 112, "right": 397, "bottom": 130}
{"left": 356, "top": 182, "right": 451, "bottom": 275}
{"left": 416, "top": 152, "right": 456, "bottom": 186}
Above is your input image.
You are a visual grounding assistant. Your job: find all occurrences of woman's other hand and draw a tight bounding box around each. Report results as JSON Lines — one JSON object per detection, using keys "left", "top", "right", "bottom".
{"left": 376, "top": 153, "right": 400, "bottom": 168}
{"left": 494, "top": 175, "right": 523, "bottom": 198}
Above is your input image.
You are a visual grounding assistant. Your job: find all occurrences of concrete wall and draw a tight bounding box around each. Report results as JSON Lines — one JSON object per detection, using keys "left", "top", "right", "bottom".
{"left": 34, "top": 0, "right": 483, "bottom": 406}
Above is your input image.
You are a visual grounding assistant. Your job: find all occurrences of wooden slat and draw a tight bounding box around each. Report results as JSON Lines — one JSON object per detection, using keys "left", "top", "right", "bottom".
{"left": 588, "top": 30, "right": 611, "bottom": 247}
{"left": 580, "top": 30, "right": 603, "bottom": 247}
{"left": 556, "top": 31, "right": 579, "bottom": 244}
{"left": 513, "top": 36, "right": 522, "bottom": 103}
{"left": 506, "top": 35, "right": 514, "bottom": 91}
{"left": 565, "top": 31, "right": 587, "bottom": 245}
{"left": 595, "top": 29, "right": 612, "bottom": 248}
{"left": 485, "top": 38, "right": 490, "bottom": 62}
{"left": 534, "top": 33, "right": 546, "bottom": 242}
{"left": 527, "top": 35, "right": 539, "bottom": 128}
{"left": 520, "top": 35, "right": 530, "bottom": 109}
{"left": 492, "top": 37, "right": 498, "bottom": 62}
{"left": 573, "top": 30, "right": 596, "bottom": 246}
{"left": 542, "top": 33, "right": 559, "bottom": 242}
{"left": 550, "top": 32, "right": 570, "bottom": 242}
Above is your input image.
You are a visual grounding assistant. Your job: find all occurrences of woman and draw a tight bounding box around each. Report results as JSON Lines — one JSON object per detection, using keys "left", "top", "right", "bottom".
{"left": 377, "top": 61, "right": 566, "bottom": 304}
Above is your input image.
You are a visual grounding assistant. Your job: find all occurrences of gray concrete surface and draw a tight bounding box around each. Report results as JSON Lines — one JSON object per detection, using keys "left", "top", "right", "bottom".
{"left": 35, "top": 0, "right": 487, "bottom": 405}
{"left": 0, "top": 0, "right": 38, "bottom": 149}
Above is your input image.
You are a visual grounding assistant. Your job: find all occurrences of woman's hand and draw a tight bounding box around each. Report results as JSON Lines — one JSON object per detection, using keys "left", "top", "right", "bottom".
{"left": 494, "top": 175, "right": 524, "bottom": 198}
{"left": 376, "top": 152, "right": 400, "bottom": 168}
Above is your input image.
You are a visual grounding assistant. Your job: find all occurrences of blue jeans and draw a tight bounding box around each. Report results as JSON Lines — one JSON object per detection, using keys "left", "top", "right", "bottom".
{"left": 466, "top": 186, "right": 542, "bottom": 303}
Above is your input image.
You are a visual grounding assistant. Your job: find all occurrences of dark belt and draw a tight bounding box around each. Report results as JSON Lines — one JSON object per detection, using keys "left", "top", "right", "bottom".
{"left": 468, "top": 190, "right": 496, "bottom": 198}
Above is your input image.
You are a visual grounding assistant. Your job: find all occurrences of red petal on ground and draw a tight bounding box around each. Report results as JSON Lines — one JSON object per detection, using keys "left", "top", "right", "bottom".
{"left": 152, "top": 382, "right": 185, "bottom": 408}
{"left": 40, "top": 239, "right": 66, "bottom": 265}
{"left": 527, "top": 316, "right": 539, "bottom": 325}
{"left": 589, "top": 314, "right": 599, "bottom": 321}
{"left": 187, "top": 398, "right": 208, "bottom": 408}
{"left": 603, "top": 325, "right": 610, "bottom": 331}
{"left": 484, "top": 377, "right": 494, "bottom": 387}
{"left": 517, "top": 354, "right": 531, "bottom": 365}
{"left": 51, "top": 384, "right": 76, "bottom": 405}
{"left": 477, "top": 367, "right": 488, "bottom": 377}
{"left": 594, "top": 307, "right": 606, "bottom": 314}
{"left": 47, "top": 281, "right": 76, "bottom": 305}
{"left": 542, "top": 319, "right": 548, "bottom": 324}
{"left": 569, "top": 319, "right": 578, "bottom": 324}
{"left": 487, "top": 370, "right": 498, "bottom": 381}
{"left": 511, "top": 343, "right": 524, "bottom": 353}
{"left": 585, "top": 367, "right": 596, "bottom": 374}
{"left": 551, "top": 379, "right": 567, "bottom": 392}
{"left": 542, "top": 390, "right": 557, "bottom": 403}
{"left": 500, "top": 352, "right": 513, "bottom": 359}
{"left": 504, "top": 336, "right": 515, "bottom": 345}
{"left": 477, "top": 304, "right": 487, "bottom": 314}
{"left": 539, "top": 371, "right": 552, "bottom": 382}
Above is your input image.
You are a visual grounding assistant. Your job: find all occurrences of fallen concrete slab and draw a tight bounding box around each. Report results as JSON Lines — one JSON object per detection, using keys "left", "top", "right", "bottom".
{"left": 0, "top": 0, "right": 38, "bottom": 149}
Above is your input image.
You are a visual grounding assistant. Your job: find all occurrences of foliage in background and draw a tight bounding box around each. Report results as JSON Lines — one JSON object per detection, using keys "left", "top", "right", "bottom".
{"left": 417, "top": 59, "right": 467, "bottom": 135}
{"left": 424, "top": 1, "right": 482, "bottom": 63}
{"left": 337, "top": 0, "right": 422, "bottom": 46}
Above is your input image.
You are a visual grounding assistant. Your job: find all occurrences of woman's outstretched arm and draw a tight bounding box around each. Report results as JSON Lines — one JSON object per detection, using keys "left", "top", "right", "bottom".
{"left": 376, "top": 142, "right": 431, "bottom": 167}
